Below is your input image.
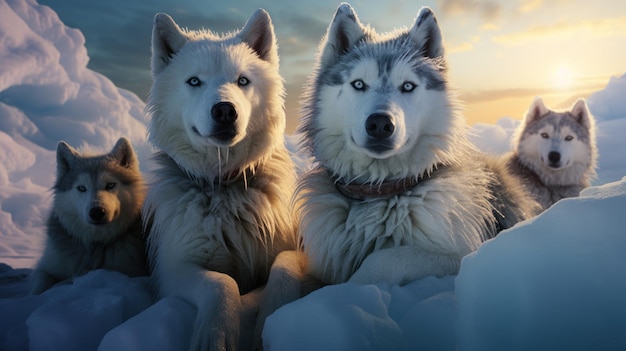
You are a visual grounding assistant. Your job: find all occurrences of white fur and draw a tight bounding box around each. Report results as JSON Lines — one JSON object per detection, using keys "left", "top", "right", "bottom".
{"left": 297, "top": 165, "right": 494, "bottom": 284}
{"left": 508, "top": 97, "right": 598, "bottom": 209}
{"left": 259, "top": 6, "right": 538, "bottom": 347}
{"left": 31, "top": 138, "right": 147, "bottom": 294}
{"left": 293, "top": 4, "right": 507, "bottom": 286}
{"left": 143, "top": 9, "right": 297, "bottom": 350}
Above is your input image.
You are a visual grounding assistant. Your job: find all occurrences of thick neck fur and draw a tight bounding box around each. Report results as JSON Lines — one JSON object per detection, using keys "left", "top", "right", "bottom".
{"left": 144, "top": 146, "right": 297, "bottom": 292}
{"left": 296, "top": 162, "right": 494, "bottom": 284}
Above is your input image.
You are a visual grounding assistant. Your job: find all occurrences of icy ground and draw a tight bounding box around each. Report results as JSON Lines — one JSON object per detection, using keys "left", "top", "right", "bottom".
{"left": 1, "top": 1, "right": 626, "bottom": 350}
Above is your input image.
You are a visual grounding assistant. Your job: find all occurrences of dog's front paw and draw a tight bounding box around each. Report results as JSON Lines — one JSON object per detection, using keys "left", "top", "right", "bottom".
{"left": 349, "top": 247, "right": 462, "bottom": 286}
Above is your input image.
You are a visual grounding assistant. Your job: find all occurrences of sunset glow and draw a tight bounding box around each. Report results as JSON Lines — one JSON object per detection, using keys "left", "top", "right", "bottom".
{"left": 551, "top": 65, "right": 574, "bottom": 90}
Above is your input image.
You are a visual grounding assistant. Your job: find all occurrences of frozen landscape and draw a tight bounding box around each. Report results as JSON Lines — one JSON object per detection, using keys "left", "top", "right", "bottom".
{"left": 1, "top": 0, "right": 625, "bottom": 350}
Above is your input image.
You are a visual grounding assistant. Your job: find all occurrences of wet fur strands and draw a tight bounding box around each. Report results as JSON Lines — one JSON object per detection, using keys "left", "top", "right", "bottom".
{"left": 506, "top": 97, "right": 598, "bottom": 210}
{"left": 31, "top": 137, "right": 147, "bottom": 295}
{"left": 143, "top": 9, "right": 298, "bottom": 351}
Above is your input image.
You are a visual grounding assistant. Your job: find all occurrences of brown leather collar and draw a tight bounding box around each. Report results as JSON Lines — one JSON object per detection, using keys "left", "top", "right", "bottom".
{"left": 333, "top": 174, "right": 422, "bottom": 201}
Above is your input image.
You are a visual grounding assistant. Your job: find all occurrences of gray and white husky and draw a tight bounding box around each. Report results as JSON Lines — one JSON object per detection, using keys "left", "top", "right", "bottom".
{"left": 31, "top": 137, "right": 148, "bottom": 294}
{"left": 143, "top": 9, "right": 298, "bottom": 350}
{"left": 506, "top": 97, "right": 598, "bottom": 210}
{"left": 260, "top": 3, "right": 539, "bottom": 329}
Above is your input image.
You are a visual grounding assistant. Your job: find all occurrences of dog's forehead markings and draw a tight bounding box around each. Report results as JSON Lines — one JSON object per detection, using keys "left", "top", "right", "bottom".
{"left": 559, "top": 125, "right": 575, "bottom": 137}
{"left": 71, "top": 172, "right": 95, "bottom": 190}
{"left": 75, "top": 172, "right": 89, "bottom": 183}
{"left": 539, "top": 123, "right": 556, "bottom": 133}
{"left": 99, "top": 170, "right": 118, "bottom": 182}
{"left": 368, "top": 43, "right": 445, "bottom": 91}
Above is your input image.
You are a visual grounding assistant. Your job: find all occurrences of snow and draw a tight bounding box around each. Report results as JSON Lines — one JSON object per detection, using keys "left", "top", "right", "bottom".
{"left": 1, "top": 1, "right": 625, "bottom": 350}
{"left": 457, "top": 180, "right": 626, "bottom": 350}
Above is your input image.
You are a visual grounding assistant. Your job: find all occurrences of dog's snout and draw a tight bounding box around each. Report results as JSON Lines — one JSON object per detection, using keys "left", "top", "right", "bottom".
{"left": 211, "top": 102, "right": 237, "bottom": 124}
{"left": 365, "top": 113, "right": 395, "bottom": 139}
{"left": 548, "top": 151, "right": 561, "bottom": 164}
{"left": 89, "top": 206, "right": 106, "bottom": 221}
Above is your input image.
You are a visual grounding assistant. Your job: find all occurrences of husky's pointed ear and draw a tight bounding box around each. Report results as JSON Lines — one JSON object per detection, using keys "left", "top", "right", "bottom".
{"left": 110, "top": 137, "right": 138, "bottom": 169}
{"left": 526, "top": 97, "right": 550, "bottom": 123}
{"left": 570, "top": 98, "right": 593, "bottom": 129}
{"left": 239, "top": 9, "right": 278, "bottom": 64}
{"left": 319, "top": 3, "right": 365, "bottom": 67}
{"left": 56, "top": 141, "right": 79, "bottom": 177}
{"left": 409, "top": 7, "right": 445, "bottom": 60}
{"left": 151, "top": 13, "right": 188, "bottom": 75}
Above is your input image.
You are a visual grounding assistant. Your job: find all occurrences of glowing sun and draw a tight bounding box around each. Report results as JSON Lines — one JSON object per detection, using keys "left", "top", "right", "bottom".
{"left": 552, "top": 65, "right": 574, "bottom": 90}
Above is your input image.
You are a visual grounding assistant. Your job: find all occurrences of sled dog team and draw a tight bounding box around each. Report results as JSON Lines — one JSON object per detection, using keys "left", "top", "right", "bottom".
{"left": 31, "top": 3, "right": 598, "bottom": 350}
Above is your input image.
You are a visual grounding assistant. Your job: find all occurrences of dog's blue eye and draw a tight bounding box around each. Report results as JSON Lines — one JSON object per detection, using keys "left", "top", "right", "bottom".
{"left": 565, "top": 135, "right": 574, "bottom": 141}
{"left": 351, "top": 79, "right": 366, "bottom": 91}
{"left": 77, "top": 185, "right": 87, "bottom": 192}
{"left": 187, "top": 77, "right": 202, "bottom": 87}
{"left": 105, "top": 183, "right": 116, "bottom": 190}
{"left": 401, "top": 81, "right": 417, "bottom": 93}
{"left": 238, "top": 76, "right": 250, "bottom": 86}
{"left": 541, "top": 133, "right": 549, "bottom": 139}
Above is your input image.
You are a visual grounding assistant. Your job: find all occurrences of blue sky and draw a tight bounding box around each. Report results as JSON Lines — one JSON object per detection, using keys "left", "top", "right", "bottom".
{"left": 39, "top": 0, "right": 626, "bottom": 133}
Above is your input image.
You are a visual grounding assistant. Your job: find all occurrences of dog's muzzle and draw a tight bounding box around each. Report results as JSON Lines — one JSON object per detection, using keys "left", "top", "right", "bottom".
{"left": 88, "top": 205, "right": 109, "bottom": 225}
{"left": 548, "top": 151, "right": 561, "bottom": 168}
{"left": 365, "top": 113, "right": 395, "bottom": 153}
{"left": 210, "top": 102, "right": 238, "bottom": 141}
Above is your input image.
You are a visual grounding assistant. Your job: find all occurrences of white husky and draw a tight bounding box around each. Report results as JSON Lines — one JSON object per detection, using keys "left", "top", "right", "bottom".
{"left": 31, "top": 137, "right": 147, "bottom": 294}
{"left": 259, "top": 4, "right": 539, "bottom": 339}
{"left": 143, "top": 9, "right": 298, "bottom": 350}
{"left": 506, "top": 97, "right": 598, "bottom": 210}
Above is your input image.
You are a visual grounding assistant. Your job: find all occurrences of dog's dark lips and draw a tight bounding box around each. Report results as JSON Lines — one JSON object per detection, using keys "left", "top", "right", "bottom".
{"left": 349, "top": 134, "right": 413, "bottom": 159}
{"left": 210, "top": 131, "right": 237, "bottom": 142}
{"left": 349, "top": 135, "right": 392, "bottom": 155}
{"left": 191, "top": 126, "right": 236, "bottom": 144}
{"left": 365, "top": 142, "right": 393, "bottom": 154}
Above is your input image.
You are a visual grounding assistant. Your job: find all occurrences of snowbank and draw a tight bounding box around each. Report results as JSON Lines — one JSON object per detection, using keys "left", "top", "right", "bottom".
{"left": 1, "top": 1, "right": 626, "bottom": 350}
{"left": 457, "top": 178, "right": 626, "bottom": 350}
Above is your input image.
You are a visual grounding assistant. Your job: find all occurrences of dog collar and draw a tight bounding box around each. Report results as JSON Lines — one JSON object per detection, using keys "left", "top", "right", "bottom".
{"left": 333, "top": 175, "right": 421, "bottom": 201}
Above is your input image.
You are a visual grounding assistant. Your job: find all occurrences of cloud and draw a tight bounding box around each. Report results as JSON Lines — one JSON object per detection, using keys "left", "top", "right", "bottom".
{"left": 493, "top": 15, "right": 626, "bottom": 46}
{"left": 447, "top": 42, "right": 474, "bottom": 53}
{"left": 460, "top": 80, "right": 607, "bottom": 105}
{"left": 460, "top": 87, "right": 554, "bottom": 104}
{"left": 437, "top": 0, "right": 501, "bottom": 21}
{"left": 517, "top": 0, "right": 543, "bottom": 13}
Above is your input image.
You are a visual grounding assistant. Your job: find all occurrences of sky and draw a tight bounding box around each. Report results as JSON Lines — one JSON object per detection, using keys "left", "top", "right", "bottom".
{"left": 37, "top": 0, "right": 626, "bottom": 134}
{"left": 1, "top": 1, "right": 626, "bottom": 349}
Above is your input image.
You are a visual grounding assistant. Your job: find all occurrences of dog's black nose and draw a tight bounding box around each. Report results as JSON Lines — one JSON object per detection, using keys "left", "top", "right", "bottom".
{"left": 89, "top": 206, "right": 106, "bottom": 221}
{"left": 365, "top": 113, "right": 395, "bottom": 139}
{"left": 211, "top": 102, "right": 237, "bottom": 124}
{"left": 548, "top": 151, "right": 561, "bottom": 164}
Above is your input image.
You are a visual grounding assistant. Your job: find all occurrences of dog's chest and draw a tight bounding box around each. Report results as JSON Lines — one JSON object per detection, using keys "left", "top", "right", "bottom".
{"left": 156, "top": 181, "right": 276, "bottom": 285}
{"left": 302, "top": 188, "right": 445, "bottom": 283}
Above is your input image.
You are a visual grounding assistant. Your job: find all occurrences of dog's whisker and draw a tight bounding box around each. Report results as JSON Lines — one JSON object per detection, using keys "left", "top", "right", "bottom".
{"left": 217, "top": 147, "right": 223, "bottom": 186}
